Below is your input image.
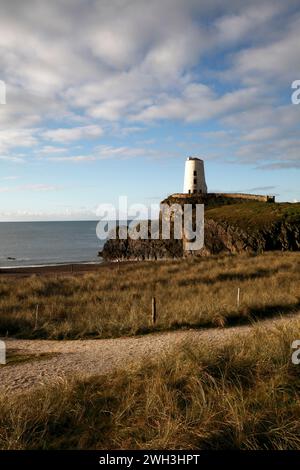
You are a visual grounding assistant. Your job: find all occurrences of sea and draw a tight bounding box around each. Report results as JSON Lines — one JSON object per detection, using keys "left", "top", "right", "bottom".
{"left": 0, "top": 221, "right": 105, "bottom": 268}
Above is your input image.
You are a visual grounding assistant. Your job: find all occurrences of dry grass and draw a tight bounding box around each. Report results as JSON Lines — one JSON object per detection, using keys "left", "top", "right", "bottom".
{"left": 1, "top": 315, "right": 300, "bottom": 450}
{"left": 5, "top": 351, "right": 59, "bottom": 366}
{"left": 0, "top": 251, "right": 299, "bottom": 339}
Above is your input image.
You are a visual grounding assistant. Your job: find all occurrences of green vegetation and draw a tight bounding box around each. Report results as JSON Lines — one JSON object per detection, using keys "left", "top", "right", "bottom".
{"left": 1, "top": 316, "right": 300, "bottom": 449}
{"left": 206, "top": 201, "right": 300, "bottom": 232}
{"left": 0, "top": 251, "right": 299, "bottom": 339}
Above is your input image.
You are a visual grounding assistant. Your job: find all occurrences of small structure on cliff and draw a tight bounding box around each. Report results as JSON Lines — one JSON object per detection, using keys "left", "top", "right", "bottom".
{"left": 183, "top": 157, "right": 207, "bottom": 194}
{"left": 180, "top": 156, "right": 275, "bottom": 205}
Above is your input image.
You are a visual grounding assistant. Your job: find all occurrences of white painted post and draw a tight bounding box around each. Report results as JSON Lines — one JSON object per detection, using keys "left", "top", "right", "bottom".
{"left": 0, "top": 340, "right": 6, "bottom": 365}
{"left": 237, "top": 288, "right": 240, "bottom": 309}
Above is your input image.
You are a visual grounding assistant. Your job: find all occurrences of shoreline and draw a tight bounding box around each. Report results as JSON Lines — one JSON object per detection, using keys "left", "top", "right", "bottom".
{"left": 0, "top": 259, "right": 145, "bottom": 277}
{"left": 0, "top": 260, "right": 101, "bottom": 268}
{"left": 0, "top": 261, "right": 115, "bottom": 276}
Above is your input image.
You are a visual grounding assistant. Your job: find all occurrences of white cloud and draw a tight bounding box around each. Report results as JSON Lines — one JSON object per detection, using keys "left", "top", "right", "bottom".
{"left": 48, "top": 145, "right": 159, "bottom": 163}
{"left": 0, "top": 128, "right": 38, "bottom": 153}
{"left": 1, "top": 175, "right": 19, "bottom": 180}
{"left": 242, "top": 127, "right": 279, "bottom": 142}
{"left": 214, "top": 2, "right": 283, "bottom": 44}
{"left": 0, "top": 207, "right": 98, "bottom": 222}
{"left": 48, "top": 155, "right": 96, "bottom": 162}
{"left": 0, "top": 0, "right": 299, "bottom": 172}
{"left": 133, "top": 83, "right": 263, "bottom": 122}
{"left": 96, "top": 145, "right": 158, "bottom": 160}
{"left": 0, "top": 155, "right": 25, "bottom": 163}
{"left": 88, "top": 100, "right": 131, "bottom": 121}
{"left": 0, "top": 183, "right": 62, "bottom": 193}
{"left": 42, "top": 125, "right": 103, "bottom": 143}
{"left": 231, "top": 14, "right": 300, "bottom": 84}
{"left": 39, "top": 145, "right": 68, "bottom": 154}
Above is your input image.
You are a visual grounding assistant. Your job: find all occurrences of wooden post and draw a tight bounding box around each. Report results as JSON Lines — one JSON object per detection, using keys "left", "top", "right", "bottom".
{"left": 34, "top": 304, "right": 39, "bottom": 329}
{"left": 237, "top": 288, "right": 240, "bottom": 309}
{"left": 152, "top": 297, "right": 157, "bottom": 325}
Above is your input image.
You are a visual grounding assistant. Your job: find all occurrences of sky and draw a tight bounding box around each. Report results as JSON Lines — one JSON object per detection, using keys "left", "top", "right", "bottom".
{"left": 0, "top": 0, "right": 299, "bottom": 221}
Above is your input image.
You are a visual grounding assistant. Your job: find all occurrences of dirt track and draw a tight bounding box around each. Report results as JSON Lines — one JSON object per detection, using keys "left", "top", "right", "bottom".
{"left": 1, "top": 313, "right": 296, "bottom": 394}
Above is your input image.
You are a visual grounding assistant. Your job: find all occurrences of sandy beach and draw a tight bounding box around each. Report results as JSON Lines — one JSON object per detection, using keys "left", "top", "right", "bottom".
{"left": 0, "top": 261, "right": 109, "bottom": 277}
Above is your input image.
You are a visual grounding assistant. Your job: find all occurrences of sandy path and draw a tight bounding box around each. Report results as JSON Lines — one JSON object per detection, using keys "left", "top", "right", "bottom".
{"left": 0, "top": 314, "right": 296, "bottom": 394}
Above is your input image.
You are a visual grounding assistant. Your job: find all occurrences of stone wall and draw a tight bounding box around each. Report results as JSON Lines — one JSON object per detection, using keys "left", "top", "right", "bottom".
{"left": 217, "top": 193, "right": 275, "bottom": 202}
{"left": 164, "top": 192, "right": 275, "bottom": 205}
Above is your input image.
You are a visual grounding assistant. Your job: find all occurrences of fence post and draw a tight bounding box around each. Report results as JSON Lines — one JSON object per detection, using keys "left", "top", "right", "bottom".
{"left": 34, "top": 304, "right": 39, "bottom": 330}
{"left": 152, "top": 297, "right": 157, "bottom": 325}
{"left": 237, "top": 287, "right": 240, "bottom": 309}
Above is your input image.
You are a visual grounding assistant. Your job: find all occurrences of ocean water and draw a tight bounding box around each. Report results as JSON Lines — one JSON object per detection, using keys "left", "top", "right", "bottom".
{"left": 0, "top": 221, "right": 105, "bottom": 268}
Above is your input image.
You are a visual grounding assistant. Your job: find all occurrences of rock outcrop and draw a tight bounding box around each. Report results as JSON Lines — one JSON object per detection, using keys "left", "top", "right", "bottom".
{"left": 100, "top": 198, "right": 300, "bottom": 261}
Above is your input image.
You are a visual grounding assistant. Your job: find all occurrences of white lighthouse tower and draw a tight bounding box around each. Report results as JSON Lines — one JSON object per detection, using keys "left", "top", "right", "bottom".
{"left": 183, "top": 157, "right": 207, "bottom": 194}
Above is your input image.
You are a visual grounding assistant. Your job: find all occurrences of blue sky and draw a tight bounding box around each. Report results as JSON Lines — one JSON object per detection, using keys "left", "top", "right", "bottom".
{"left": 0, "top": 0, "right": 299, "bottom": 221}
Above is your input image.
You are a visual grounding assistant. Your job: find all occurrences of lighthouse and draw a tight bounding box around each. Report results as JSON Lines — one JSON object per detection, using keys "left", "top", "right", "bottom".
{"left": 183, "top": 157, "right": 207, "bottom": 194}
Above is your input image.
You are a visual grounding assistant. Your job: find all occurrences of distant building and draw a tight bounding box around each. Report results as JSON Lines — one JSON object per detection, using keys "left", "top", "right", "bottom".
{"left": 183, "top": 157, "right": 207, "bottom": 194}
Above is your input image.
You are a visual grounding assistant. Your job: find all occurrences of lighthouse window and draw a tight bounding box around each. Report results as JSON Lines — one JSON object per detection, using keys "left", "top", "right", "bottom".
{"left": 194, "top": 178, "right": 197, "bottom": 185}
{"left": 193, "top": 171, "right": 197, "bottom": 176}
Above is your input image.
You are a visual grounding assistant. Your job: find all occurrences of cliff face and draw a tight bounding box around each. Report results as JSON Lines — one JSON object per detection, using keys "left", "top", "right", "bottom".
{"left": 100, "top": 200, "right": 300, "bottom": 261}
{"left": 202, "top": 218, "right": 300, "bottom": 255}
{"left": 203, "top": 200, "right": 300, "bottom": 254}
{"left": 101, "top": 234, "right": 183, "bottom": 261}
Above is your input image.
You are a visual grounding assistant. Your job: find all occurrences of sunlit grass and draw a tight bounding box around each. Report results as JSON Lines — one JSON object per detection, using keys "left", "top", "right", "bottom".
{"left": 0, "top": 251, "right": 299, "bottom": 339}
{"left": 1, "top": 315, "right": 300, "bottom": 449}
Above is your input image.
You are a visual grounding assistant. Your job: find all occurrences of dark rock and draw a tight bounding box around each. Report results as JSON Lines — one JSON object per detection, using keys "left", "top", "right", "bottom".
{"left": 101, "top": 199, "right": 300, "bottom": 261}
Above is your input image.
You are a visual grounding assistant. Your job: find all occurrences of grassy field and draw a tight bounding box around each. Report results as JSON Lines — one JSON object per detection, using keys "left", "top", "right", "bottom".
{"left": 0, "top": 251, "right": 299, "bottom": 339}
{"left": 206, "top": 201, "right": 300, "bottom": 232}
{"left": 1, "top": 315, "right": 300, "bottom": 450}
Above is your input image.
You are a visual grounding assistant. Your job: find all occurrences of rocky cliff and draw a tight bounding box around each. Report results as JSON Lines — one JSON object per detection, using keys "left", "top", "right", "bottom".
{"left": 100, "top": 199, "right": 300, "bottom": 261}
